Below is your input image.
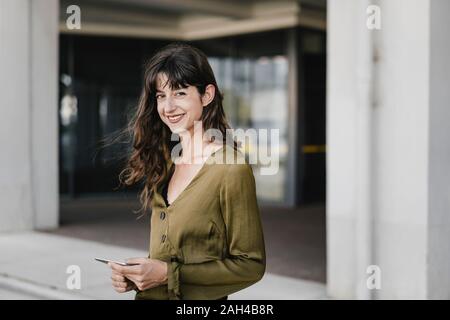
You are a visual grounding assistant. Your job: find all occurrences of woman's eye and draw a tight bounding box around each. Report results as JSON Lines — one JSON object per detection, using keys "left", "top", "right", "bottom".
{"left": 175, "top": 92, "right": 186, "bottom": 96}
{"left": 156, "top": 95, "right": 164, "bottom": 99}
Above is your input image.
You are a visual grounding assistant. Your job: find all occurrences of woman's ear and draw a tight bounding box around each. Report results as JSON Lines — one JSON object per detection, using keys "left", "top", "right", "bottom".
{"left": 201, "top": 84, "right": 215, "bottom": 107}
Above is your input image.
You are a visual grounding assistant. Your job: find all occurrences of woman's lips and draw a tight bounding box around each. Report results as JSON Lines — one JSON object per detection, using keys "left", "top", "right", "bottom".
{"left": 167, "top": 113, "right": 186, "bottom": 124}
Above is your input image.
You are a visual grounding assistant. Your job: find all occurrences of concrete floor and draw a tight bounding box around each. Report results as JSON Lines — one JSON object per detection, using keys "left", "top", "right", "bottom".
{"left": 0, "top": 287, "right": 38, "bottom": 300}
{"left": 48, "top": 196, "right": 326, "bottom": 283}
{"left": 0, "top": 231, "right": 326, "bottom": 300}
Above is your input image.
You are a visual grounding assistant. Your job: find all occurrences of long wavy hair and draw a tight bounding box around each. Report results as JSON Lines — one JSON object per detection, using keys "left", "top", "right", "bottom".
{"left": 119, "top": 42, "right": 238, "bottom": 216}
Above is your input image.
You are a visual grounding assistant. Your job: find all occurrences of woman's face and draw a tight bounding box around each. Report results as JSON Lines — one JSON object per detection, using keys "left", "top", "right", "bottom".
{"left": 156, "top": 73, "right": 214, "bottom": 135}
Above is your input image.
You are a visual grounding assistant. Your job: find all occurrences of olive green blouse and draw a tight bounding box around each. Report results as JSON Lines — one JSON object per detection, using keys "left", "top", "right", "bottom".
{"left": 135, "top": 144, "right": 266, "bottom": 300}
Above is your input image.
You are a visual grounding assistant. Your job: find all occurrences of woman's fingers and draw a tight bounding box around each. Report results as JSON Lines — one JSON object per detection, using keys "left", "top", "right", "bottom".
{"left": 112, "top": 279, "right": 134, "bottom": 293}
{"left": 109, "top": 261, "right": 143, "bottom": 276}
{"left": 113, "top": 284, "right": 128, "bottom": 293}
{"left": 121, "top": 273, "right": 140, "bottom": 284}
{"left": 109, "top": 258, "right": 167, "bottom": 292}
{"left": 111, "top": 272, "right": 126, "bottom": 282}
{"left": 111, "top": 269, "right": 136, "bottom": 293}
{"left": 112, "top": 284, "right": 126, "bottom": 293}
{"left": 112, "top": 279, "right": 128, "bottom": 288}
{"left": 125, "top": 257, "right": 149, "bottom": 265}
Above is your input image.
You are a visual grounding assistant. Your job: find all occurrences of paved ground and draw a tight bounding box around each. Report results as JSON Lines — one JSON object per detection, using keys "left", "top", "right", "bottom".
{"left": 52, "top": 196, "right": 327, "bottom": 282}
{"left": 0, "top": 287, "right": 38, "bottom": 300}
{"left": 0, "top": 232, "right": 326, "bottom": 300}
{"left": 0, "top": 232, "right": 140, "bottom": 300}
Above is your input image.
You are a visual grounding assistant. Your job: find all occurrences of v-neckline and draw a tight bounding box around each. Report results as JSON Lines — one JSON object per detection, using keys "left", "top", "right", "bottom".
{"left": 162, "top": 144, "right": 226, "bottom": 209}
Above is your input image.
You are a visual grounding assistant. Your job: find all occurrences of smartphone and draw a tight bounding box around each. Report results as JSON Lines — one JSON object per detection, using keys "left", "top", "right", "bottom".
{"left": 94, "top": 258, "right": 138, "bottom": 266}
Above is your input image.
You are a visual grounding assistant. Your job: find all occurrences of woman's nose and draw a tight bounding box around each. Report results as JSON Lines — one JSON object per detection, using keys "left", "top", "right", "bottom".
{"left": 164, "top": 96, "right": 177, "bottom": 113}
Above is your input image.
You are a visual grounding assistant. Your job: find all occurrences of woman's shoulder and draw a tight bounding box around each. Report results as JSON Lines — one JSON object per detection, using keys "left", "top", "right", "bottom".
{"left": 209, "top": 143, "right": 248, "bottom": 165}
{"left": 211, "top": 143, "right": 255, "bottom": 180}
{"left": 216, "top": 145, "right": 257, "bottom": 201}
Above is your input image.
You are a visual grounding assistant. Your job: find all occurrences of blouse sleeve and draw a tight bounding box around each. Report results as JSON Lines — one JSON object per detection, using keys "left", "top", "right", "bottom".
{"left": 166, "top": 163, "right": 266, "bottom": 300}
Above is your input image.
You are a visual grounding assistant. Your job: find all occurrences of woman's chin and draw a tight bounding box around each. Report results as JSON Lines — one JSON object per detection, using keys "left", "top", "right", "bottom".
{"left": 169, "top": 124, "right": 188, "bottom": 134}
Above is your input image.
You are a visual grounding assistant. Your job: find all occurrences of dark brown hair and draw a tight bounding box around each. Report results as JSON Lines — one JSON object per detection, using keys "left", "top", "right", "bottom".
{"left": 119, "top": 42, "right": 237, "bottom": 216}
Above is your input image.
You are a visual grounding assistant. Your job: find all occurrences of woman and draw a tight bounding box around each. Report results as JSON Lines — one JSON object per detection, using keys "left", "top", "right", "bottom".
{"left": 108, "top": 43, "right": 266, "bottom": 300}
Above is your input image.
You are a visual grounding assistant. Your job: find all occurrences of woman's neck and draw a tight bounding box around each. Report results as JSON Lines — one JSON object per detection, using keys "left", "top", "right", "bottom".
{"left": 178, "top": 129, "right": 210, "bottom": 165}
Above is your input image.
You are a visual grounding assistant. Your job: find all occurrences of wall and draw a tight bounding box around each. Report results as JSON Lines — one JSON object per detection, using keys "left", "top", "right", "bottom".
{"left": 0, "top": 0, "right": 59, "bottom": 232}
{"left": 327, "top": 0, "right": 450, "bottom": 299}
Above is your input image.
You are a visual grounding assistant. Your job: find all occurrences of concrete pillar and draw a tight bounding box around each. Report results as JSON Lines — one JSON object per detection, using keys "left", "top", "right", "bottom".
{"left": 327, "top": 0, "right": 450, "bottom": 299}
{"left": 427, "top": 0, "right": 450, "bottom": 300}
{"left": 0, "top": 0, "right": 59, "bottom": 232}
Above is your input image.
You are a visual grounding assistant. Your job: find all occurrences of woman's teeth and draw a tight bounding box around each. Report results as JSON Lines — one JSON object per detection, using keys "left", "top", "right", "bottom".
{"left": 167, "top": 113, "right": 185, "bottom": 123}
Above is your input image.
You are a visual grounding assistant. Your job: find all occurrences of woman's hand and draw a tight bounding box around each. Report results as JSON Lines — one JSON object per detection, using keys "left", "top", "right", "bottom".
{"left": 110, "top": 270, "right": 137, "bottom": 293}
{"left": 108, "top": 258, "right": 168, "bottom": 292}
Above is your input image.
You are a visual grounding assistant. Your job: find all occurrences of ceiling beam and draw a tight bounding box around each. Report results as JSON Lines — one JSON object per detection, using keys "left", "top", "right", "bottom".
{"left": 95, "top": 0, "right": 253, "bottom": 19}
{"left": 59, "top": 0, "right": 326, "bottom": 39}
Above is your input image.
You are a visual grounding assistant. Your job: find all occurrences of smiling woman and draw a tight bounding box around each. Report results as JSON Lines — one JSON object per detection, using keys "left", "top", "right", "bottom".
{"left": 109, "top": 43, "right": 266, "bottom": 300}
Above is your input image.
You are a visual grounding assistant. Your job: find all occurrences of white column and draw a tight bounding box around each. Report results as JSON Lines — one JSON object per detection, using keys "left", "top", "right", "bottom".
{"left": 327, "top": 0, "right": 450, "bottom": 299}
{"left": 428, "top": 0, "right": 450, "bottom": 300}
{"left": 0, "top": 0, "right": 59, "bottom": 232}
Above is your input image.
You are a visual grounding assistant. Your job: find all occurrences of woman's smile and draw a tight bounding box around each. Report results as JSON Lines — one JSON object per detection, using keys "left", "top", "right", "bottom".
{"left": 167, "top": 113, "right": 186, "bottom": 124}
